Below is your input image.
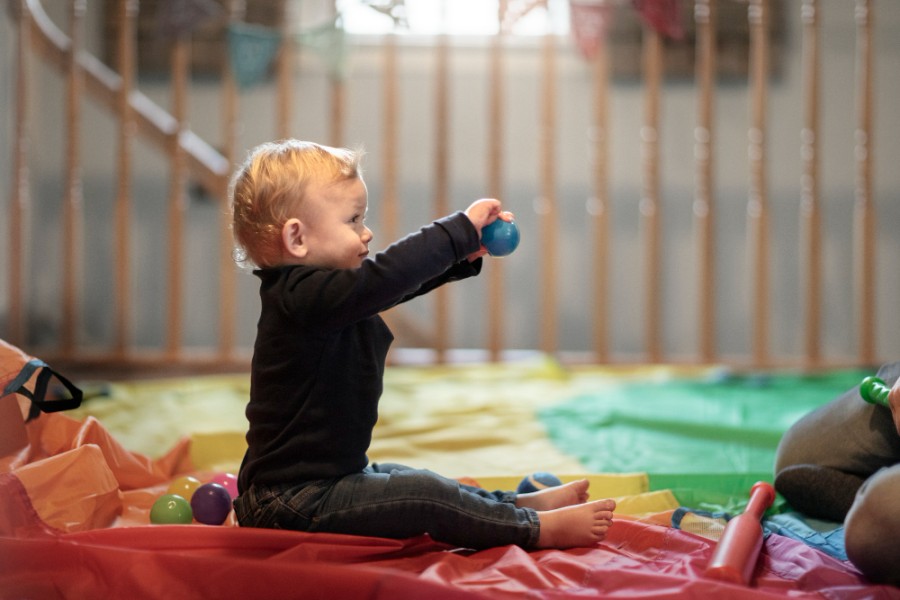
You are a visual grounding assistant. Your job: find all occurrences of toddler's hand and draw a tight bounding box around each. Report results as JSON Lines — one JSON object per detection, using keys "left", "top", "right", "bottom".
{"left": 890, "top": 379, "right": 900, "bottom": 437}
{"left": 464, "top": 199, "right": 514, "bottom": 261}
{"left": 465, "top": 198, "right": 502, "bottom": 231}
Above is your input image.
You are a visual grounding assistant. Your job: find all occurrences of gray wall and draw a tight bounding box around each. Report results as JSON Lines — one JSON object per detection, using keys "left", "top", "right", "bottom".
{"left": 1, "top": 1, "right": 899, "bottom": 364}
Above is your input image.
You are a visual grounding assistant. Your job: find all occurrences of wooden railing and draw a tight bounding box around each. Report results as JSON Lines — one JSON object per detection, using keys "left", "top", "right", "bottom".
{"left": 3, "top": 0, "right": 890, "bottom": 372}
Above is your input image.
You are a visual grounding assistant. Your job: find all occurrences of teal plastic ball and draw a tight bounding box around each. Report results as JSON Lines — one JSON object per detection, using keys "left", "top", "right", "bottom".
{"left": 482, "top": 219, "right": 520, "bottom": 257}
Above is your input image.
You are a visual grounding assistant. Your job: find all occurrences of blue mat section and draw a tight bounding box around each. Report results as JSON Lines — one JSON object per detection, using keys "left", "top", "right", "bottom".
{"left": 765, "top": 512, "right": 847, "bottom": 560}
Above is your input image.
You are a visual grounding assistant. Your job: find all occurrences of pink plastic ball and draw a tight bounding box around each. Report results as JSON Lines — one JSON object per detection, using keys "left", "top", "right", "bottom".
{"left": 209, "top": 472, "right": 238, "bottom": 499}
{"left": 190, "top": 482, "right": 232, "bottom": 525}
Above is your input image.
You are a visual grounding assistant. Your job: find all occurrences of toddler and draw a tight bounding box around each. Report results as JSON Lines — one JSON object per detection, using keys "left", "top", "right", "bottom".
{"left": 229, "top": 139, "right": 615, "bottom": 549}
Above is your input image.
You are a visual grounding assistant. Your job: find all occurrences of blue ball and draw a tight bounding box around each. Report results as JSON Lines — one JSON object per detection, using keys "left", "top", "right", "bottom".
{"left": 517, "top": 472, "right": 562, "bottom": 494}
{"left": 481, "top": 219, "right": 520, "bottom": 257}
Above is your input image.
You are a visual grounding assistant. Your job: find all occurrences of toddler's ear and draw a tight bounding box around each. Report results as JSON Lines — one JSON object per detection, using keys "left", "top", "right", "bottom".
{"left": 281, "top": 218, "right": 308, "bottom": 259}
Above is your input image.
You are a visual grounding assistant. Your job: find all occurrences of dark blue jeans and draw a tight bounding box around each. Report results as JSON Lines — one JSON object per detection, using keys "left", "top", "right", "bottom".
{"left": 233, "top": 463, "right": 540, "bottom": 549}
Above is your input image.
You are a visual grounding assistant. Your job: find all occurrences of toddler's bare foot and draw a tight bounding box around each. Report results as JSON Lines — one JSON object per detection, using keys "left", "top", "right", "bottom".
{"left": 516, "top": 479, "right": 590, "bottom": 511}
{"left": 535, "top": 499, "right": 616, "bottom": 549}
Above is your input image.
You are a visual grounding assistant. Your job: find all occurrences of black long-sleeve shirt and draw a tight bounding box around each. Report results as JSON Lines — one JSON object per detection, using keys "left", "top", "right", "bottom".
{"left": 238, "top": 212, "right": 482, "bottom": 493}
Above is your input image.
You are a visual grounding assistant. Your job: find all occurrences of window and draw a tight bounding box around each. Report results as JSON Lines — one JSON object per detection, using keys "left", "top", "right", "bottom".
{"left": 107, "top": 0, "right": 785, "bottom": 80}
{"left": 340, "top": 0, "right": 571, "bottom": 36}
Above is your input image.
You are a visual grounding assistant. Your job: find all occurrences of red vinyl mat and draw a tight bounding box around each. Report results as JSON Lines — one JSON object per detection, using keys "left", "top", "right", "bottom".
{"left": 2, "top": 406, "right": 896, "bottom": 599}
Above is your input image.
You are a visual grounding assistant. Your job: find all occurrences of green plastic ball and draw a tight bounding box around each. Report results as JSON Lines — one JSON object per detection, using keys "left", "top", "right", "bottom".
{"left": 150, "top": 493, "right": 193, "bottom": 524}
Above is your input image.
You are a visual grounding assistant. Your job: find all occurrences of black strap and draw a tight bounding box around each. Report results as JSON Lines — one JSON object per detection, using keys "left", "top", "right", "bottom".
{"left": 17, "top": 365, "right": 83, "bottom": 422}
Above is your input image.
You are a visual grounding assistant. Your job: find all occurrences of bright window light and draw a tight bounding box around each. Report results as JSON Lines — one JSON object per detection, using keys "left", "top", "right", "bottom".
{"left": 340, "top": 0, "right": 571, "bottom": 36}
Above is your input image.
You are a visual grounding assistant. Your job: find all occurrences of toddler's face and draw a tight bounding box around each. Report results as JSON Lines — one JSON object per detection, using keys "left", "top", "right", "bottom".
{"left": 299, "top": 177, "right": 373, "bottom": 269}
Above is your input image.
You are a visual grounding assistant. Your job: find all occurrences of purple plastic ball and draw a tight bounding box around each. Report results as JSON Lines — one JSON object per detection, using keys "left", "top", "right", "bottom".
{"left": 190, "top": 482, "right": 233, "bottom": 525}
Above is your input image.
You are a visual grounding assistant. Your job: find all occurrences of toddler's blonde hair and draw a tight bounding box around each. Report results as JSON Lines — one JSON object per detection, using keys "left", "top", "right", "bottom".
{"left": 229, "top": 139, "right": 363, "bottom": 268}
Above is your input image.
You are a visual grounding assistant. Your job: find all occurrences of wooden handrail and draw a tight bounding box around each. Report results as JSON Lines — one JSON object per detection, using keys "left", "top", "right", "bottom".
{"left": 24, "top": 0, "right": 231, "bottom": 199}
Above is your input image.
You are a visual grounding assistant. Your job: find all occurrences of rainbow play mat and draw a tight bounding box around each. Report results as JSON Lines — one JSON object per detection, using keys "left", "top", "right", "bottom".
{"left": 3, "top": 356, "right": 899, "bottom": 598}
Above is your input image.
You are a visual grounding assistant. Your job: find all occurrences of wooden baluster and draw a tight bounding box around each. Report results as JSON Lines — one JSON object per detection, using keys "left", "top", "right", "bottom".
{"left": 9, "top": 0, "right": 31, "bottom": 347}
{"left": 695, "top": 0, "right": 717, "bottom": 363}
{"left": 641, "top": 24, "right": 663, "bottom": 363}
{"left": 114, "top": 0, "right": 138, "bottom": 358}
{"left": 539, "top": 29, "right": 558, "bottom": 356}
{"left": 590, "top": 14, "right": 611, "bottom": 363}
{"left": 747, "top": 0, "right": 770, "bottom": 368}
{"left": 219, "top": 0, "right": 245, "bottom": 361}
{"left": 800, "top": 0, "right": 821, "bottom": 366}
{"left": 382, "top": 33, "right": 399, "bottom": 244}
{"left": 487, "top": 0, "right": 506, "bottom": 362}
{"left": 380, "top": 31, "right": 401, "bottom": 360}
{"left": 330, "top": 3, "right": 344, "bottom": 146}
{"left": 62, "top": 0, "right": 86, "bottom": 357}
{"left": 166, "top": 34, "right": 190, "bottom": 359}
{"left": 277, "top": 0, "right": 294, "bottom": 138}
{"left": 854, "top": 0, "right": 875, "bottom": 366}
{"left": 434, "top": 25, "right": 451, "bottom": 363}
